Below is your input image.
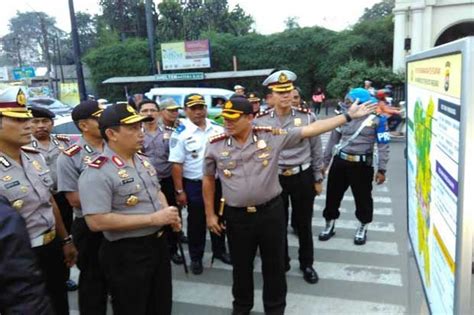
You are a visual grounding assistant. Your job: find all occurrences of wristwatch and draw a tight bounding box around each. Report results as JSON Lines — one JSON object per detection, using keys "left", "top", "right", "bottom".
{"left": 175, "top": 189, "right": 184, "bottom": 194}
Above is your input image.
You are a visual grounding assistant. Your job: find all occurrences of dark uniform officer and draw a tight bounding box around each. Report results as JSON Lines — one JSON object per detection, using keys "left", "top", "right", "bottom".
{"left": 57, "top": 100, "right": 108, "bottom": 314}
{"left": 169, "top": 94, "right": 231, "bottom": 275}
{"left": 79, "top": 103, "right": 181, "bottom": 315}
{"left": 141, "top": 98, "right": 184, "bottom": 264}
{"left": 30, "top": 106, "right": 78, "bottom": 291}
{"left": 0, "top": 87, "right": 77, "bottom": 315}
{"left": 203, "top": 94, "right": 375, "bottom": 314}
{"left": 256, "top": 70, "right": 323, "bottom": 284}
{"left": 0, "top": 196, "right": 53, "bottom": 314}
{"left": 319, "top": 88, "right": 389, "bottom": 245}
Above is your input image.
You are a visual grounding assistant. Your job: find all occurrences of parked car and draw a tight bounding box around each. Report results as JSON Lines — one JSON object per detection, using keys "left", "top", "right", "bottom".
{"left": 52, "top": 115, "right": 80, "bottom": 142}
{"left": 145, "top": 87, "right": 234, "bottom": 124}
{"left": 28, "top": 97, "right": 73, "bottom": 117}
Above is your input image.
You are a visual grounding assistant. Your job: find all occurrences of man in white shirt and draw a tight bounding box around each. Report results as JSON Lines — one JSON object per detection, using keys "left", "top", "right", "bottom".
{"left": 169, "top": 94, "right": 231, "bottom": 274}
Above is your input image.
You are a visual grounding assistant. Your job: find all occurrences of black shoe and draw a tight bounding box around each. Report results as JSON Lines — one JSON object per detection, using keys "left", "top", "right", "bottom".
{"left": 213, "top": 252, "right": 232, "bottom": 265}
{"left": 66, "top": 279, "right": 78, "bottom": 291}
{"left": 354, "top": 223, "right": 368, "bottom": 245}
{"left": 179, "top": 233, "right": 188, "bottom": 244}
{"left": 318, "top": 220, "right": 336, "bottom": 241}
{"left": 300, "top": 266, "right": 319, "bottom": 284}
{"left": 191, "top": 260, "right": 203, "bottom": 275}
{"left": 170, "top": 252, "right": 184, "bottom": 265}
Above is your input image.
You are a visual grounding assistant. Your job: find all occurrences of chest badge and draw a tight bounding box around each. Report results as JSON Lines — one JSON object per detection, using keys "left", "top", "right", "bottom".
{"left": 118, "top": 169, "right": 129, "bottom": 179}
{"left": 143, "top": 160, "right": 152, "bottom": 169}
{"left": 163, "top": 133, "right": 170, "bottom": 140}
{"left": 83, "top": 156, "right": 92, "bottom": 164}
{"left": 262, "top": 160, "right": 269, "bottom": 167}
{"left": 294, "top": 118, "right": 302, "bottom": 127}
{"left": 257, "top": 152, "right": 270, "bottom": 159}
{"left": 126, "top": 195, "right": 139, "bottom": 207}
{"left": 12, "top": 199, "right": 24, "bottom": 210}
{"left": 256, "top": 139, "right": 267, "bottom": 150}
{"left": 223, "top": 169, "right": 232, "bottom": 178}
{"left": 20, "top": 186, "right": 28, "bottom": 193}
{"left": 32, "top": 160, "right": 43, "bottom": 171}
{"left": 2, "top": 175, "right": 12, "bottom": 182}
{"left": 220, "top": 151, "right": 230, "bottom": 157}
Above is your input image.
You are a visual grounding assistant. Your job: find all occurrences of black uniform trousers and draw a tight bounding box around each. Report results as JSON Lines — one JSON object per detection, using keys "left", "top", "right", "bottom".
{"left": 71, "top": 217, "right": 108, "bottom": 315}
{"left": 225, "top": 196, "right": 287, "bottom": 315}
{"left": 99, "top": 232, "right": 172, "bottom": 315}
{"left": 184, "top": 178, "right": 226, "bottom": 262}
{"left": 32, "top": 237, "right": 69, "bottom": 315}
{"left": 279, "top": 167, "right": 316, "bottom": 268}
{"left": 323, "top": 156, "right": 374, "bottom": 223}
{"left": 159, "top": 176, "right": 179, "bottom": 254}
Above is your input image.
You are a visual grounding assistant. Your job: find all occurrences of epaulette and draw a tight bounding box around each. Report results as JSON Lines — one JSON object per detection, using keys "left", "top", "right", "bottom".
{"left": 89, "top": 156, "right": 108, "bottom": 169}
{"left": 255, "top": 109, "right": 271, "bottom": 118}
{"left": 293, "top": 106, "right": 310, "bottom": 114}
{"left": 21, "top": 146, "right": 40, "bottom": 154}
{"left": 63, "top": 144, "right": 81, "bottom": 157}
{"left": 55, "top": 134, "right": 70, "bottom": 142}
{"left": 209, "top": 133, "right": 228, "bottom": 144}
{"left": 252, "top": 126, "right": 287, "bottom": 135}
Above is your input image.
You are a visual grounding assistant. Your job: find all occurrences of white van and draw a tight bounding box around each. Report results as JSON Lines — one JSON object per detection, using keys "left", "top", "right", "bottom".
{"left": 145, "top": 87, "right": 234, "bottom": 121}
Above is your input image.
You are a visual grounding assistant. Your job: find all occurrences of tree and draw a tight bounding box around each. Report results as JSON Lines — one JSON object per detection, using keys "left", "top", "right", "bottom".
{"left": 76, "top": 12, "right": 98, "bottom": 56}
{"left": 359, "top": 0, "right": 395, "bottom": 22}
{"left": 284, "top": 17, "right": 300, "bottom": 30}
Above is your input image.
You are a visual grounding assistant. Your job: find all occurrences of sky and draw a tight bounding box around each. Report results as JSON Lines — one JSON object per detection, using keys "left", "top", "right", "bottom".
{"left": 0, "top": 0, "right": 380, "bottom": 37}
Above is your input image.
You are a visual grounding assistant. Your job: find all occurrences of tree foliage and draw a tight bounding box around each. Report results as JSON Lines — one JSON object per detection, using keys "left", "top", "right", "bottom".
{"left": 359, "top": 0, "right": 395, "bottom": 22}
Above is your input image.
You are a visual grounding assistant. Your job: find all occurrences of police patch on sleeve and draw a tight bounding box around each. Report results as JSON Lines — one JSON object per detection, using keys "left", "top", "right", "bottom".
{"left": 170, "top": 137, "right": 178, "bottom": 148}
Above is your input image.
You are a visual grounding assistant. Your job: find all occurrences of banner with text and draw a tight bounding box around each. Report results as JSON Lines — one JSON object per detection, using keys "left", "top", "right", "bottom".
{"left": 161, "top": 40, "right": 211, "bottom": 71}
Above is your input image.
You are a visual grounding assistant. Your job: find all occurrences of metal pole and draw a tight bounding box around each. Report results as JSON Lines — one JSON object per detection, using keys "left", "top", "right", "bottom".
{"left": 39, "top": 14, "right": 54, "bottom": 97}
{"left": 68, "top": 0, "right": 87, "bottom": 101}
{"left": 145, "top": 0, "right": 157, "bottom": 75}
{"left": 56, "top": 32, "right": 65, "bottom": 83}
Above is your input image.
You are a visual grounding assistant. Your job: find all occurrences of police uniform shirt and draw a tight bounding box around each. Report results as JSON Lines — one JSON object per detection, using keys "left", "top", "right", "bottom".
{"left": 169, "top": 118, "right": 223, "bottom": 180}
{"left": 143, "top": 124, "right": 174, "bottom": 179}
{"left": 57, "top": 137, "right": 103, "bottom": 217}
{"left": 323, "top": 115, "right": 390, "bottom": 170}
{"left": 78, "top": 145, "right": 162, "bottom": 241}
{"left": 256, "top": 108, "right": 324, "bottom": 181}
{"left": 203, "top": 127, "right": 303, "bottom": 207}
{"left": 0, "top": 149, "right": 55, "bottom": 241}
{"left": 31, "top": 135, "right": 69, "bottom": 192}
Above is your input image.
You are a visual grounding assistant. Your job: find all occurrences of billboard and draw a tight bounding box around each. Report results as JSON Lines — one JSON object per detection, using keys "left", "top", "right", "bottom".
{"left": 406, "top": 38, "right": 473, "bottom": 314}
{"left": 161, "top": 40, "right": 211, "bottom": 70}
{"left": 59, "top": 82, "right": 80, "bottom": 106}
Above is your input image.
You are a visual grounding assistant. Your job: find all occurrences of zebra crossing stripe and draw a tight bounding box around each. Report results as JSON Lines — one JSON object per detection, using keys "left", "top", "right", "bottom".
{"left": 317, "top": 195, "right": 392, "bottom": 203}
{"left": 313, "top": 206, "right": 393, "bottom": 216}
{"left": 311, "top": 218, "right": 396, "bottom": 232}
{"left": 172, "top": 281, "right": 406, "bottom": 314}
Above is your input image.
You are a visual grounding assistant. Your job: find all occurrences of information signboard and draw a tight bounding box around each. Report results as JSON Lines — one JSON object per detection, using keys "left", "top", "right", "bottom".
{"left": 161, "top": 40, "right": 211, "bottom": 70}
{"left": 406, "top": 37, "right": 473, "bottom": 314}
{"left": 12, "top": 66, "right": 36, "bottom": 80}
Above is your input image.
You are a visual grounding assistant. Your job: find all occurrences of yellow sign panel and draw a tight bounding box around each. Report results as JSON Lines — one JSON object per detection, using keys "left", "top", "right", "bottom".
{"left": 407, "top": 53, "right": 462, "bottom": 99}
{"left": 59, "top": 82, "right": 80, "bottom": 106}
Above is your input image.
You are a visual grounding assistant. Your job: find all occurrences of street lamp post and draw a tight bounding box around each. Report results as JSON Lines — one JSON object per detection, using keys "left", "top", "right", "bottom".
{"left": 68, "top": 0, "right": 87, "bottom": 101}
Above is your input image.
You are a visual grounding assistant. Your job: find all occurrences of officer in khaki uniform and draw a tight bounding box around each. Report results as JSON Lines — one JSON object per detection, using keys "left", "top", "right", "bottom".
{"left": 57, "top": 100, "right": 108, "bottom": 314}
{"left": 203, "top": 93, "right": 376, "bottom": 314}
{"left": 30, "top": 106, "right": 78, "bottom": 291}
{"left": 319, "top": 88, "right": 389, "bottom": 245}
{"left": 0, "top": 87, "right": 77, "bottom": 315}
{"left": 79, "top": 103, "right": 181, "bottom": 315}
{"left": 256, "top": 70, "right": 323, "bottom": 284}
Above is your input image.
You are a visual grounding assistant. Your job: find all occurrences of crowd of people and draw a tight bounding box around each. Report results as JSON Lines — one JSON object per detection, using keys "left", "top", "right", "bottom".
{"left": 1, "top": 70, "right": 395, "bottom": 315}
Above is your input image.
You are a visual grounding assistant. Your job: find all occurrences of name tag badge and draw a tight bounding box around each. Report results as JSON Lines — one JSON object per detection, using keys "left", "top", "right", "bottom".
{"left": 5, "top": 180, "right": 20, "bottom": 189}
{"left": 122, "top": 178, "right": 135, "bottom": 185}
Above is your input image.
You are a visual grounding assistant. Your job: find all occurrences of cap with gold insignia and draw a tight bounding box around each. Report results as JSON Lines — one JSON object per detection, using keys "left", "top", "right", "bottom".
{"left": 72, "top": 100, "right": 104, "bottom": 121}
{"left": 184, "top": 93, "right": 206, "bottom": 108}
{"left": 221, "top": 96, "right": 253, "bottom": 120}
{"left": 247, "top": 92, "right": 261, "bottom": 103}
{"left": 0, "top": 87, "right": 32, "bottom": 119}
{"left": 159, "top": 98, "right": 181, "bottom": 110}
{"left": 99, "top": 102, "right": 153, "bottom": 130}
{"left": 262, "top": 70, "right": 297, "bottom": 92}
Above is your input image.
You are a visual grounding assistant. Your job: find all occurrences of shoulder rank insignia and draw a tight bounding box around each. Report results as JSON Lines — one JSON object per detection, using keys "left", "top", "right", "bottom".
{"left": 209, "top": 133, "right": 228, "bottom": 144}
{"left": 55, "top": 134, "right": 70, "bottom": 142}
{"left": 63, "top": 144, "right": 81, "bottom": 157}
{"left": 293, "top": 106, "right": 310, "bottom": 114}
{"left": 255, "top": 109, "right": 271, "bottom": 118}
{"left": 164, "top": 125, "right": 175, "bottom": 132}
{"left": 89, "top": 156, "right": 108, "bottom": 169}
{"left": 21, "top": 146, "right": 40, "bottom": 154}
{"left": 252, "top": 126, "right": 287, "bottom": 135}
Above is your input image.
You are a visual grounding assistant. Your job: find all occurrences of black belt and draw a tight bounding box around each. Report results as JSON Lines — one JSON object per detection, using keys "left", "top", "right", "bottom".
{"left": 184, "top": 178, "right": 202, "bottom": 183}
{"left": 226, "top": 195, "right": 280, "bottom": 213}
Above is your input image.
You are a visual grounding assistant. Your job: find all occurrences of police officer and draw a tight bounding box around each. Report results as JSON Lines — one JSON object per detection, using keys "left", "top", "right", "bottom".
{"left": 169, "top": 93, "right": 231, "bottom": 275}
{"left": 30, "top": 106, "right": 79, "bottom": 291}
{"left": 0, "top": 196, "right": 53, "bottom": 314}
{"left": 319, "top": 88, "right": 389, "bottom": 245}
{"left": 0, "top": 87, "right": 77, "bottom": 314}
{"left": 203, "top": 93, "right": 375, "bottom": 314}
{"left": 247, "top": 92, "right": 261, "bottom": 115}
{"left": 78, "top": 103, "right": 181, "bottom": 315}
{"left": 256, "top": 70, "right": 323, "bottom": 284}
{"left": 57, "top": 100, "right": 108, "bottom": 314}
{"left": 139, "top": 98, "right": 184, "bottom": 264}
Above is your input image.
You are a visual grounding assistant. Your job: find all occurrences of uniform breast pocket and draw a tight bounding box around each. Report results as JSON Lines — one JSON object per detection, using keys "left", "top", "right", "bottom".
{"left": 184, "top": 140, "right": 201, "bottom": 153}
{"left": 38, "top": 171, "right": 54, "bottom": 188}
{"left": 217, "top": 159, "right": 238, "bottom": 170}
{"left": 113, "top": 183, "right": 142, "bottom": 209}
